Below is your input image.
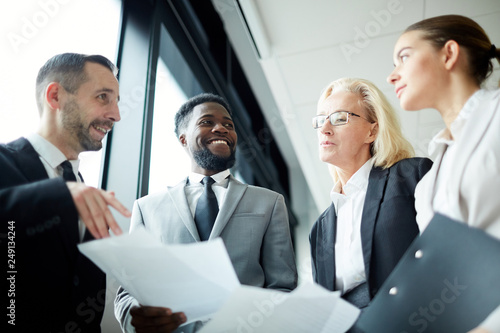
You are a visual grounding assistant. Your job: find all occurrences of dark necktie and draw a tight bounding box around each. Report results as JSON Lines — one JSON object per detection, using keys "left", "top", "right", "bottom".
{"left": 60, "top": 160, "right": 77, "bottom": 182}
{"left": 194, "top": 176, "right": 218, "bottom": 241}
{"left": 60, "top": 160, "right": 89, "bottom": 242}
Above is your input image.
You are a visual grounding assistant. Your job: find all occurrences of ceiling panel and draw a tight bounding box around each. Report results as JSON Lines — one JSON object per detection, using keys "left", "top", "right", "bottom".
{"left": 277, "top": 32, "right": 400, "bottom": 106}
{"left": 425, "top": 0, "right": 500, "bottom": 17}
{"left": 254, "top": 0, "right": 424, "bottom": 57}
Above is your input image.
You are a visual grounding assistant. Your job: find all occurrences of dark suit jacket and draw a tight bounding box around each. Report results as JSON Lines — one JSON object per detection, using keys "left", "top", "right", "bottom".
{"left": 0, "top": 138, "right": 105, "bottom": 333}
{"left": 310, "top": 157, "right": 432, "bottom": 305}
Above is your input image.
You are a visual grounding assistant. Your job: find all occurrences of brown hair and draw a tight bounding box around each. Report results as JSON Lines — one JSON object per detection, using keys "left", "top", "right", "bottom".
{"left": 36, "top": 53, "right": 118, "bottom": 115}
{"left": 405, "top": 15, "right": 499, "bottom": 86}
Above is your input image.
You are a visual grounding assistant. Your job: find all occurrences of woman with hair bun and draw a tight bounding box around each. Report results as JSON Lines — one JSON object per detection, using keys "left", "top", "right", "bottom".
{"left": 388, "top": 14, "right": 500, "bottom": 333}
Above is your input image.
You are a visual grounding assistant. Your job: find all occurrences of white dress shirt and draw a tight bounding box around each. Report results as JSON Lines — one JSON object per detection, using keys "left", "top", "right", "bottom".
{"left": 185, "top": 169, "right": 230, "bottom": 217}
{"left": 26, "top": 133, "right": 86, "bottom": 241}
{"left": 331, "top": 158, "right": 374, "bottom": 294}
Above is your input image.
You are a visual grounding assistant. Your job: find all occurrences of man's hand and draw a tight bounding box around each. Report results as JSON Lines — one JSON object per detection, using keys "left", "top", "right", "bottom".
{"left": 66, "top": 182, "right": 131, "bottom": 239}
{"left": 130, "top": 305, "right": 187, "bottom": 333}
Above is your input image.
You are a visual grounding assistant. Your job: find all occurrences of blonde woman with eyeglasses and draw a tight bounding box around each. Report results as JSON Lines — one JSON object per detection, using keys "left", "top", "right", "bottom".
{"left": 309, "top": 78, "right": 432, "bottom": 312}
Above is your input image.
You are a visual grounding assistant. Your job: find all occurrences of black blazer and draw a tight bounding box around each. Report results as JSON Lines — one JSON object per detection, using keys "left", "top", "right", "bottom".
{"left": 0, "top": 138, "right": 105, "bottom": 333}
{"left": 310, "top": 157, "right": 432, "bottom": 303}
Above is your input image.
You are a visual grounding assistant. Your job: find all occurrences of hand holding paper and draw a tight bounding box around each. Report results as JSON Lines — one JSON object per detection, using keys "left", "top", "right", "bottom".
{"left": 128, "top": 305, "right": 187, "bottom": 332}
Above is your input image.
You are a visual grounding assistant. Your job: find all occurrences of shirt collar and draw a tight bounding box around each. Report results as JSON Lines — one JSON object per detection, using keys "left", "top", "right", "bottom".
{"left": 188, "top": 169, "right": 231, "bottom": 187}
{"left": 428, "top": 127, "right": 453, "bottom": 158}
{"left": 26, "top": 133, "right": 80, "bottom": 171}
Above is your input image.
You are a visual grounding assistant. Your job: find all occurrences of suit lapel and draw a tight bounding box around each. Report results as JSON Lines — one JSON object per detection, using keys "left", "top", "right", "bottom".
{"left": 447, "top": 92, "right": 494, "bottom": 209}
{"left": 210, "top": 175, "right": 246, "bottom": 239}
{"left": 8, "top": 138, "right": 49, "bottom": 182}
{"left": 167, "top": 179, "right": 201, "bottom": 241}
{"left": 321, "top": 204, "right": 337, "bottom": 291}
{"left": 360, "top": 166, "right": 389, "bottom": 281}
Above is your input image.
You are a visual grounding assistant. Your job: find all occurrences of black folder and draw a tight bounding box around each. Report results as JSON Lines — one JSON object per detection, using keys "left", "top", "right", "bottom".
{"left": 357, "top": 213, "right": 500, "bottom": 333}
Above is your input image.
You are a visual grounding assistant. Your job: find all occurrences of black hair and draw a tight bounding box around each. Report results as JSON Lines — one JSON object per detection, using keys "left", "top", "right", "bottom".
{"left": 174, "top": 93, "right": 232, "bottom": 137}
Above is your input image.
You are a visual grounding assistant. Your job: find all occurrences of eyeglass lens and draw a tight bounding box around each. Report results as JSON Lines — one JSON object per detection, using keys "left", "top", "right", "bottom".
{"left": 313, "top": 111, "right": 349, "bottom": 128}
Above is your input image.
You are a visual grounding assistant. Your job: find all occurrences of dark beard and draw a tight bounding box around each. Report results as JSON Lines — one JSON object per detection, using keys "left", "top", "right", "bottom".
{"left": 61, "top": 100, "right": 112, "bottom": 152}
{"left": 193, "top": 146, "right": 236, "bottom": 172}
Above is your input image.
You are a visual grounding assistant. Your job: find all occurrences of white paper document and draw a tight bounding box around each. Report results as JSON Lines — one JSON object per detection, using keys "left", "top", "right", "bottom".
{"left": 79, "top": 229, "right": 360, "bottom": 331}
{"left": 199, "top": 282, "right": 360, "bottom": 333}
{"left": 78, "top": 228, "right": 240, "bottom": 324}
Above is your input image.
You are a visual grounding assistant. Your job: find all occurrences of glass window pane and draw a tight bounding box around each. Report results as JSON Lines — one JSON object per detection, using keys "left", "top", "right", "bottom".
{"left": 148, "top": 24, "right": 203, "bottom": 194}
{"left": 0, "top": 0, "right": 122, "bottom": 187}
{"left": 148, "top": 58, "right": 190, "bottom": 193}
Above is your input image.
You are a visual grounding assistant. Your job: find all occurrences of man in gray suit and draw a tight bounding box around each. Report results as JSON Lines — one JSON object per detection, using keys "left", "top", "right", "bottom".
{"left": 114, "top": 93, "right": 297, "bottom": 333}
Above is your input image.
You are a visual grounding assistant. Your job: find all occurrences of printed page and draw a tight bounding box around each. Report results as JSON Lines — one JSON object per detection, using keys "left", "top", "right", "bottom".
{"left": 78, "top": 228, "right": 240, "bottom": 324}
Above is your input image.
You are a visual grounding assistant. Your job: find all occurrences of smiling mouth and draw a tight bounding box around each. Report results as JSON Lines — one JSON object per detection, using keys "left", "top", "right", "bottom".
{"left": 93, "top": 125, "right": 110, "bottom": 134}
{"left": 396, "top": 86, "right": 405, "bottom": 98}
{"left": 208, "top": 139, "right": 229, "bottom": 146}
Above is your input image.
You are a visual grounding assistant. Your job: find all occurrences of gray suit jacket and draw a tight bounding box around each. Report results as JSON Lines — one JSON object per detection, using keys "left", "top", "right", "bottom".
{"left": 115, "top": 175, "right": 297, "bottom": 332}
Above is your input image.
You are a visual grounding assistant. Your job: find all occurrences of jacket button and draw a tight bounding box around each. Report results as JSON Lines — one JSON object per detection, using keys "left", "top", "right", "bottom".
{"left": 389, "top": 287, "right": 398, "bottom": 295}
{"left": 73, "top": 275, "right": 79, "bottom": 286}
{"left": 415, "top": 249, "right": 423, "bottom": 258}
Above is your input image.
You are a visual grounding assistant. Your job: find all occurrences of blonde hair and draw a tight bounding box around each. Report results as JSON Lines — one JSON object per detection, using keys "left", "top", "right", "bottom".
{"left": 318, "top": 78, "right": 414, "bottom": 181}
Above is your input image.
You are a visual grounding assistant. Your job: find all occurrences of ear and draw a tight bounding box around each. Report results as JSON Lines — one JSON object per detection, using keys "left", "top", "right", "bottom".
{"left": 442, "top": 40, "right": 460, "bottom": 71}
{"left": 365, "top": 122, "right": 378, "bottom": 144}
{"left": 179, "top": 133, "right": 187, "bottom": 146}
{"left": 44, "top": 82, "right": 63, "bottom": 111}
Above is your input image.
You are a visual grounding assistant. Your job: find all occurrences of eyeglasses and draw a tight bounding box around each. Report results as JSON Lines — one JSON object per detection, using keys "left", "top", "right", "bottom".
{"left": 312, "top": 111, "right": 373, "bottom": 129}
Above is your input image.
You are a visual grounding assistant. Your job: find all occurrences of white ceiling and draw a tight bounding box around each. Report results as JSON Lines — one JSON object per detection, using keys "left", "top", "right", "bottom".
{"left": 213, "top": 0, "right": 500, "bottom": 221}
